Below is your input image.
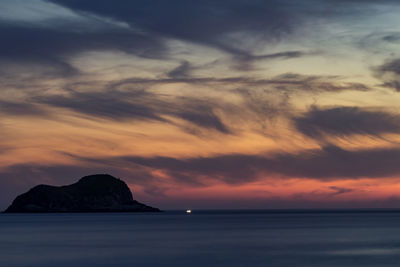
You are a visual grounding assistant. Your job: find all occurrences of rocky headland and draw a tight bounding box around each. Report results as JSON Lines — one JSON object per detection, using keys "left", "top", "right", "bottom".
{"left": 4, "top": 174, "right": 160, "bottom": 213}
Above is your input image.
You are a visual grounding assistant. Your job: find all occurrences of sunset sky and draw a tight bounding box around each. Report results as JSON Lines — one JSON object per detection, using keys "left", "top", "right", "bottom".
{"left": 1, "top": 0, "right": 400, "bottom": 209}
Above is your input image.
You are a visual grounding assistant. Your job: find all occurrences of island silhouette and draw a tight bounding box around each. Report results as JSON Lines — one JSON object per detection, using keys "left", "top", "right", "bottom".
{"left": 4, "top": 174, "right": 160, "bottom": 213}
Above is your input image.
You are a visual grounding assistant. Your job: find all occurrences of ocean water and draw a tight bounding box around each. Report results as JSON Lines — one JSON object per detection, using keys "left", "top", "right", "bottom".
{"left": 1, "top": 210, "right": 400, "bottom": 267}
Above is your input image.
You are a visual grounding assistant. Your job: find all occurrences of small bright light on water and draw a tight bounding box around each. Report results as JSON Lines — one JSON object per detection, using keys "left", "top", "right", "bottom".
{"left": 186, "top": 209, "right": 191, "bottom": 214}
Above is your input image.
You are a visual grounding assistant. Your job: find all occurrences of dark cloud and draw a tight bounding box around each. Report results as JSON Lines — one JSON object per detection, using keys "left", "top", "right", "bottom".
{"left": 329, "top": 186, "right": 354, "bottom": 195}
{"left": 29, "top": 74, "right": 370, "bottom": 136}
{"left": 107, "top": 73, "right": 370, "bottom": 94}
{"left": 0, "top": 1, "right": 318, "bottom": 80}
{"left": 50, "top": 0, "right": 302, "bottom": 57}
{"left": 49, "top": 0, "right": 392, "bottom": 61}
{"left": 374, "top": 58, "right": 400, "bottom": 91}
{"left": 36, "top": 89, "right": 231, "bottom": 133}
{"left": 167, "top": 61, "right": 193, "bottom": 79}
{"left": 4, "top": 144, "right": 399, "bottom": 192}
{"left": 382, "top": 33, "right": 400, "bottom": 43}
{"left": 37, "top": 90, "right": 164, "bottom": 121}
{"left": 0, "top": 0, "right": 308, "bottom": 79}
{"left": 269, "top": 145, "right": 400, "bottom": 179}
{"left": 0, "top": 0, "right": 394, "bottom": 79}
{"left": 172, "top": 102, "right": 231, "bottom": 134}
{"left": 233, "top": 51, "right": 309, "bottom": 71}
{"left": 294, "top": 106, "right": 400, "bottom": 138}
{"left": 119, "top": 145, "right": 400, "bottom": 183}
{"left": 0, "top": 100, "right": 46, "bottom": 116}
{"left": 377, "top": 59, "right": 400, "bottom": 74}
{"left": 255, "top": 51, "right": 306, "bottom": 60}
{"left": 269, "top": 74, "right": 369, "bottom": 93}
{"left": 0, "top": 16, "right": 166, "bottom": 77}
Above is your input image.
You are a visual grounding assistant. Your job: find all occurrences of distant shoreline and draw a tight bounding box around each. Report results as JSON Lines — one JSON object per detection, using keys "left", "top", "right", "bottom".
{"left": 3, "top": 208, "right": 400, "bottom": 215}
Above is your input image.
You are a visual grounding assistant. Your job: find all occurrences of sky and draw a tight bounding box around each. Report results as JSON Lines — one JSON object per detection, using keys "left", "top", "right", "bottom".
{"left": 1, "top": 0, "right": 400, "bottom": 210}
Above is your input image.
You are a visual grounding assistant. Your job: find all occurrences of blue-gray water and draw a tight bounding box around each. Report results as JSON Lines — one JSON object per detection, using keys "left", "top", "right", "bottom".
{"left": 2, "top": 210, "right": 400, "bottom": 266}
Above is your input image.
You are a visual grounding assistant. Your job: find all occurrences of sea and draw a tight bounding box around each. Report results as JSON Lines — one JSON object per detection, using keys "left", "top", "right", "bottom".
{"left": 1, "top": 210, "right": 400, "bottom": 267}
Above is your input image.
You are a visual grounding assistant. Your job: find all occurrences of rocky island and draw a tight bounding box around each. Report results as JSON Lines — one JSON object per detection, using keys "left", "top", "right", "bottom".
{"left": 4, "top": 174, "right": 160, "bottom": 213}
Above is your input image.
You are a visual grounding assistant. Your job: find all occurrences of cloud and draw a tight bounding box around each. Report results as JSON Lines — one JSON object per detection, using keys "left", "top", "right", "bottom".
{"left": 233, "top": 50, "right": 310, "bottom": 71}
{"left": 2, "top": 144, "right": 400, "bottom": 209}
{"left": 49, "top": 0, "right": 395, "bottom": 62}
{"left": 329, "top": 186, "right": 354, "bottom": 195}
{"left": 167, "top": 61, "right": 193, "bottom": 79}
{"left": 374, "top": 58, "right": 400, "bottom": 91}
{"left": 118, "top": 145, "right": 400, "bottom": 183}
{"left": 0, "top": 1, "right": 320, "bottom": 81}
{"left": 50, "top": 0, "right": 303, "bottom": 57}
{"left": 0, "top": 0, "right": 309, "bottom": 80}
{"left": 294, "top": 106, "right": 400, "bottom": 139}
{"left": 171, "top": 102, "right": 231, "bottom": 134}
{"left": 1, "top": 0, "right": 396, "bottom": 80}
{"left": 0, "top": 2, "right": 167, "bottom": 78}
{"left": 0, "top": 100, "right": 46, "bottom": 116}
{"left": 382, "top": 33, "right": 400, "bottom": 43}
{"left": 3, "top": 144, "right": 400, "bottom": 199}
{"left": 26, "top": 73, "right": 371, "bottom": 137}
{"left": 2, "top": 0, "right": 400, "bottom": 211}
{"left": 106, "top": 73, "right": 370, "bottom": 94}
{"left": 254, "top": 51, "right": 307, "bottom": 60}
{"left": 36, "top": 90, "right": 164, "bottom": 121}
{"left": 36, "top": 89, "right": 231, "bottom": 134}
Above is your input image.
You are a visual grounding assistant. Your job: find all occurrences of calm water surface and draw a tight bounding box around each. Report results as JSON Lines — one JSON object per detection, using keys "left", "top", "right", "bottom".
{"left": 1, "top": 210, "right": 400, "bottom": 266}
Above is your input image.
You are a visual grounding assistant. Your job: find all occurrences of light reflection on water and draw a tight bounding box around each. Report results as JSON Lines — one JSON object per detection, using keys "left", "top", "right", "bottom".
{"left": 1, "top": 210, "right": 400, "bottom": 266}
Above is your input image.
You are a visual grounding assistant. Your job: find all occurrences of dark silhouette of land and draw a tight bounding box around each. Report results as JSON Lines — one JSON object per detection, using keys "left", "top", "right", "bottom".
{"left": 4, "top": 174, "right": 160, "bottom": 213}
